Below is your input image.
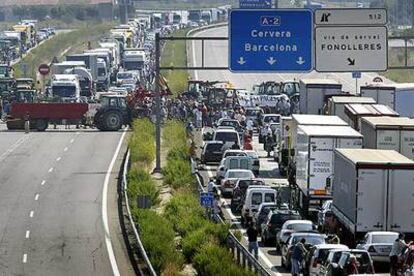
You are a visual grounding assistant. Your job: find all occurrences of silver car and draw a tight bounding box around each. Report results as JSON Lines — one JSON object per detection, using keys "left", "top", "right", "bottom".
{"left": 356, "top": 231, "right": 398, "bottom": 262}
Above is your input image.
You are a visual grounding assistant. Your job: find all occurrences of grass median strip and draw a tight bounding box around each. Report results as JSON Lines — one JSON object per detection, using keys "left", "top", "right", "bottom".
{"left": 127, "top": 119, "right": 255, "bottom": 275}
{"left": 13, "top": 22, "right": 112, "bottom": 79}
{"left": 161, "top": 29, "right": 190, "bottom": 97}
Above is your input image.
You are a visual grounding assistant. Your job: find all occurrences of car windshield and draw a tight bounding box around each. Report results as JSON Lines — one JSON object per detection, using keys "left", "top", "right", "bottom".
{"left": 292, "top": 235, "right": 325, "bottom": 246}
{"left": 246, "top": 109, "right": 261, "bottom": 116}
{"left": 206, "top": 143, "right": 223, "bottom": 151}
{"left": 271, "top": 213, "right": 301, "bottom": 226}
{"left": 372, "top": 234, "right": 398, "bottom": 243}
{"left": 228, "top": 171, "right": 252, "bottom": 179}
{"left": 215, "top": 132, "right": 238, "bottom": 143}
{"left": 220, "top": 120, "right": 239, "bottom": 128}
{"left": 264, "top": 116, "right": 280, "bottom": 123}
{"left": 288, "top": 223, "right": 313, "bottom": 231}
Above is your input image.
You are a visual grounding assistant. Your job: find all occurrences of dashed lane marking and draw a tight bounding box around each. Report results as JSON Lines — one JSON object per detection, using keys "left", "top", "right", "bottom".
{"left": 29, "top": 211, "right": 34, "bottom": 218}
{"left": 35, "top": 194, "right": 39, "bottom": 201}
{"left": 25, "top": 230, "right": 30, "bottom": 239}
{"left": 22, "top": 254, "right": 27, "bottom": 263}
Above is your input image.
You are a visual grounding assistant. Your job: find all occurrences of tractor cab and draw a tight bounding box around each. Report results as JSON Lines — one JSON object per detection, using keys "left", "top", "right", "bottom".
{"left": 94, "top": 94, "right": 131, "bottom": 131}
{"left": 15, "top": 89, "right": 37, "bottom": 103}
{"left": 258, "top": 81, "right": 282, "bottom": 95}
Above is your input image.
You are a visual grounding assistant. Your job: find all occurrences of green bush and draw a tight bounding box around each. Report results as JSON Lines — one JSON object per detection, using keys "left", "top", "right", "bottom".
{"left": 129, "top": 119, "right": 155, "bottom": 167}
{"left": 193, "top": 243, "right": 256, "bottom": 276}
{"left": 163, "top": 158, "right": 194, "bottom": 189}
{"left": 164, "top": 193, "right": 206, "bottom": 235}
{"left": 182, "top": 222, "right": 229, "bottom": 261}
{"left": 132, "top": 209, "right": 184, "bottom": 273}
{"left": 127, "top": 167, "right": 160, "bottom": 207}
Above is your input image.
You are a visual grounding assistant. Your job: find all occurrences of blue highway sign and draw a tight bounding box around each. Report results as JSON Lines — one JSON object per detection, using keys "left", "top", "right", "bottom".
{"left": 200, "top": 192, "right": 214, "bottom": 208}
{"left": 352, "top": 71, "right": 362, "bottom": 79}
{"left": 239, "top": 0, "right": 272, "bottom": 9}
{"left": 229, "top": 9, "right": 313, "bottom": 72}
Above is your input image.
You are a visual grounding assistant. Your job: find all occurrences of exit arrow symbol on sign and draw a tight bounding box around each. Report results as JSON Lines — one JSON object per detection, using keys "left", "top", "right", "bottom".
{"left": 267, "top": 57, "right": 277, "bottom": 65}
{"left": 347, "top": 58, "right": 355, "bottom": 66}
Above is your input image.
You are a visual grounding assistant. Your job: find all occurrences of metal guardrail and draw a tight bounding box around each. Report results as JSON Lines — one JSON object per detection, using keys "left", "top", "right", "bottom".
{"left": 193, "top": 161, "right": 272, "bottom": 276}
{"left": 123, "top": 150, "right": 157, "bottom": 276}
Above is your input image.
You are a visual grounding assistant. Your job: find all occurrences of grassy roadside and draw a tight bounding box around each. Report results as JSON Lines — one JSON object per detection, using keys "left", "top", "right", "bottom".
{"left": 13, "top": 22, "right": 112, "bottom": 79}
{"left": 161, "top": 29, "right": 190, "bottom": 97}
{"left": 127, "top": 119, "right": 252, "bottom": 275}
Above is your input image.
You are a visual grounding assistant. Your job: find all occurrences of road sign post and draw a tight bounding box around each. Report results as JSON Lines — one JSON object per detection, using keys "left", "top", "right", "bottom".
{"left": 229, "top": 9, "right": 313, "bottom": 72}
{"left": 200, "top": 192, "right": 214, "bottom": 208}
{"left": 352, "top": 72, "right": 361, "bottom": 94}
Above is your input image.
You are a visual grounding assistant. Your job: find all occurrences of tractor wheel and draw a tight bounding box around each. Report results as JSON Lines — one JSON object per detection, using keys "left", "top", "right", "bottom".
{"left": 36, "top": 119, "right": 48, "bottom": 131}
{"left": 102, "top": 111, "right": 122, "bottom": 131}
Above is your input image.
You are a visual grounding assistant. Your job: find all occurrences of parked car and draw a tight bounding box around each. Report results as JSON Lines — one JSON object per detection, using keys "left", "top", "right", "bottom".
{"left": 242, "top": 186, "right": 277, "bottom": 226}
{"left": 216, "top": 118, "right": 243, "bottom": 132}
{"left": 222, "top": 149, "right": 247, "bottom": 159}
{"left": 356, "top": 231, "right": 398, "bottom": 263}
{"left": 253, "top": 202, "right": 279, "bottom": 232}
{"left": 324, "top": 249, "right": 375, "bottom": 275}
{"left": 276, "top": 220, "right": 316, "bottom": 249}
{"left": 302, "top": 244, "right": 349, "bottom": 276}
{"left": 200, "top": 141, "right": 224, "bottom": 164}
{"left": 318, "top": 249, "right": 348, "bottom": 276}
{"left": 220, "top": 169, "right": 254, "bottom": 196}
{"left": 213, "top": 128, "right": 241, "bottom": 148}
{"left": 261, "top": 209, "right": 301, "bottom": 246}
{"left": 216, "top": 156, "right": 252, "bottom": 182}
{"left": 281, "top": 232, "right": 326, "bottom": 269}
{"left": 244, "top": 150, "right": 260, "bottom": 175}
{"left": 245, "top": 106, "right": 263, "bottom": 126}
{"left": 231, "top": 179, "right": 265, "bottom": 213}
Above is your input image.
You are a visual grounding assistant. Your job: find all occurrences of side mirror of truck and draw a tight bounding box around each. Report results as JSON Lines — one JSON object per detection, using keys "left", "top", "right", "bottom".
{"left": 325, "top": 178, "right": 331, "bottom": 189}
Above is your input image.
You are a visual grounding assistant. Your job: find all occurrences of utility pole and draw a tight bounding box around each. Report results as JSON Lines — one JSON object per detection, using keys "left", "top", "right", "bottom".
{"left": 154, "top": 33, "right": 162, "bottom": 173}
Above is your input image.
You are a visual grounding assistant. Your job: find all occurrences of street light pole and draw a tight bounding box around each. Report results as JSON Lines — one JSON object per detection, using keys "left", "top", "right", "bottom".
{"left": 154, "top": 33, "right": 162, "bottom": 173}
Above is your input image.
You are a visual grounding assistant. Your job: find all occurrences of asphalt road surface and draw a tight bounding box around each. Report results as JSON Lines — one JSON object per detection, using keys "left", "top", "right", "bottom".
{"left": 0, "top": 125, "right": 132, "bottom": 275}
{"left": 188, "top": 26, "right": 394, "bottom": 94}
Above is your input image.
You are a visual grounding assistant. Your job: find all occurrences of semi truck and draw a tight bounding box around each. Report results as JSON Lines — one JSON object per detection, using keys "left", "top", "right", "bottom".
{"left": 344, "top": 103, "right": 399, "bottom": 130}
{"left": 299, "top": 79, "right": 343, "bottom": 114}
{"left": 123, "top": 49, "right": 145, "bottom": 71}
{"left": 295, "top": 125, "right": 363, "bottom": 213}
{"left": 360, "top": 116, "right": 414, "bottom": 159}
{"left": 329, "top": 148, "right": 414, "bottom": 246}
{"left": 50, "top": 74, "right": 81, "bottom": 100}
{"left": 360, "top": 83, "right": 414, "bottom": 118}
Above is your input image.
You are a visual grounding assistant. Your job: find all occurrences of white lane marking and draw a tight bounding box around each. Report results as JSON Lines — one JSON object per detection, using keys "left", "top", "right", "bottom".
{"left": 25, "top": 230, "right": 30, "bottom": 239}
{"left": 64, "top": 147, "right": 68, "bottom": 152}
{"left": 41, "top": 180, "right": 46, "bottom": 186}
{"left": 48, "top": 167, "right": 54, "bottom": 173}
{"left": 70, "top": 138, "right": 74, "bottom": 144}
{"left": 76, "top": 132, "right": 80, "bottom": 135}
{"left": 29, "top": 211, "right": 34, "bottom": 218}
{"left": 102, "top": 128, "right": 128, "bottom": 276}
{"left": 22, "top": 254, "right": 27, "bottom": 263}
{"left": 35, "top": 194, "right": 39, "bottom": 201}
{"left": 192, "top": 38, "right": 199, "bottom": 80}
{"left": 56, "top": 157, "right": 61, "bottom": 162}
{"left": 0, "top": 135, "right": 29, "bottom": 163}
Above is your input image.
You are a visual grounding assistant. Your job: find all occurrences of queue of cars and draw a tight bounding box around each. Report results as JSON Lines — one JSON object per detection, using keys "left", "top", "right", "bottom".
{"left": 199, "top": 110, "right": 400, "bottom": 275}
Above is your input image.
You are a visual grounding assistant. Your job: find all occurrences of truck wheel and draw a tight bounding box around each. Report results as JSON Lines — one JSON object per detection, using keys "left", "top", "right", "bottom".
{"left": 36, "top": 119, "right": 48, "bottom": 131}
{"left": 103, "top": 111, "right": 122, "bottom": 131}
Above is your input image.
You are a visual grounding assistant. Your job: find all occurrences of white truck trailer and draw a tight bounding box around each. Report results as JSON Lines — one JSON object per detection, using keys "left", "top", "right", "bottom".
{"left": 360, "top": 83, "right": 414, "bottom": 118}
{"left": 299, "top": 79, "right": 343, "bottom": 115}
{"left": 326, "top": 96, "right": 376, "bottom": 122}
{"left": 360, "top": 116, "right": 414, "bottom": 159}
{"left": 344, "top": 103, "right": 399, "bottom": 130}
{"left": 330, "top": 148, "right": 414, "bottom": 246}
{"left": 295, "top": 125, "right": 363, "bottom": 212}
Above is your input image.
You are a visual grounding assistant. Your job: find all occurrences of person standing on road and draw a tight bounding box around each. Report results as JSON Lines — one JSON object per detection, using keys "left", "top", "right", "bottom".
{"left": 247, "top": 222, "right": 259, "bottom": 259}
{"left": 207, "top": 177, "right": 215, "bottom": 194}
{"left": 390, "top": 233, "right": 412, "bottom": 275}
{"left": 291, "top": 238, "right": 307, "bottom": 276}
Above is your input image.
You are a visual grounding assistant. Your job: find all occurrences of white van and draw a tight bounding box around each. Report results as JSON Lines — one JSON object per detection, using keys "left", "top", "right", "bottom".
{"left": 242, "top": 186, "right": 277, "bottom": 224}
{"left": 216, "top": 156, "right": 252, "bottom": 180}
{"left": 213, "top": 129, "right": 241, "bottom": 148}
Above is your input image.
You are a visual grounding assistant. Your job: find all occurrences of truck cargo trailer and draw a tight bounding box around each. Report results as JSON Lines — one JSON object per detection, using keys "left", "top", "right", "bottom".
{"left": 330, "top": 148, "right": 414, "bottom": 246}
